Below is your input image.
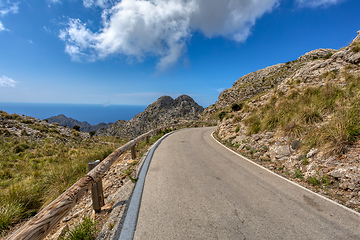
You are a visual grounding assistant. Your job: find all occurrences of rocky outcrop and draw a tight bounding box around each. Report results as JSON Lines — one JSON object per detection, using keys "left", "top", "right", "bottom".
{"left": 202, "top": 31, "right": 360, "bottom": 121}
{"left": 0, "top": 111, "right": 89, "bottom": 139}
{"left": 96, "top": 95, "right": 204, "bottom": 138}
{"left": 46, "top": 114, "right": 113, "bottom": 132}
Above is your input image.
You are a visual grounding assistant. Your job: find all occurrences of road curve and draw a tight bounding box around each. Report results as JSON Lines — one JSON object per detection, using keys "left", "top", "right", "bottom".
{"left": 133, "top": 127, "right": 360, "bottom": 240}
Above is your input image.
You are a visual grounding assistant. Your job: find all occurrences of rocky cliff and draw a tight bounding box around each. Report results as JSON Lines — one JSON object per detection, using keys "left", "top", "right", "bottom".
{"left": 96, "top": 95, "right": 204, "bottom": 138}
{"left": 211, "top": 31, "right": 360, "bottom": 211}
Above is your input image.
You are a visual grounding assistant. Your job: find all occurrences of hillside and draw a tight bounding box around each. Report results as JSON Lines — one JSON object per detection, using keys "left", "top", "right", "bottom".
{"left": 46, "top": 114, "right": 113, "bottom": 132}
{"left": 97, "top": 95, "right": 204, "bottom": 138}
{"left": 206, "top": 30, "right": 360, "bottom": 210}
{"left": 0, "top": 111, "right": 125, "bottom": 236}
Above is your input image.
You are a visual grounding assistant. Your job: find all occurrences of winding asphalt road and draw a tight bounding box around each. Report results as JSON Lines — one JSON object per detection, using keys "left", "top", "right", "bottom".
{"left": 133, "top": 127, "right": 360, "bottom": 239}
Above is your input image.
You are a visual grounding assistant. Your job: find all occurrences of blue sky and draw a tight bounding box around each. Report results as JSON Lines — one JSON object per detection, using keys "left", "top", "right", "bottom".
{"left": 0, "top": 0, "right": 359, "bottom": 108}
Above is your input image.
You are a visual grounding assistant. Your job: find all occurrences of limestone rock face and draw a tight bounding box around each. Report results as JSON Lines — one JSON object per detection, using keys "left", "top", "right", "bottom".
{"left": 354, "top": 30, "right": 360, "bottom": 42}
{"left": 213, "top": 63, "right": 288, "bottom": 110}
{"left": 96, "top": 95, "right": 204, "bottom": 138}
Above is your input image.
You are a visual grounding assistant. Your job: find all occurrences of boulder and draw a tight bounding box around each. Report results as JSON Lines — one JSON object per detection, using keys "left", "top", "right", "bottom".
{"left": 270, "top": 143, "right": 291, "bottom": 161}
{"left": 339, "top": 180, "right": 356, "bottom": 190}
{"left": 306, "top": 148, "right": 319, "bottom": 158}
{"left": 328, "top": 168, "right": 347, "bottom": 179}
{"left": 283, "top": 156, "right": 301, "bottom": 170}
{"left": 232, "top": 135, "right": 247, "bottom": 145}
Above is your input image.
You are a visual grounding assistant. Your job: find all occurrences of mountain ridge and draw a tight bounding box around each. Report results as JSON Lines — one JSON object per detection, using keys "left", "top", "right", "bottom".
{"left": 96, "top": 94, "right": 204, "bottom": 138}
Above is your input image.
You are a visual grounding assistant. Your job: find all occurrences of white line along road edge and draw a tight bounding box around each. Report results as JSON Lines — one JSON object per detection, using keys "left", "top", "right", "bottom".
{"left": 211, "top": 131, "right": 360, "bottom": 217}
{"left": 118, "top": 130, "right": 176, "bottom": 240}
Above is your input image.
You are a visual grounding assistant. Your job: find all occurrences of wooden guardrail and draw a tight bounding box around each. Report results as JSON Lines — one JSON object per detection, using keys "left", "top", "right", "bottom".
{"left": 8, "top": 125, "right": 179, "bottom": 240}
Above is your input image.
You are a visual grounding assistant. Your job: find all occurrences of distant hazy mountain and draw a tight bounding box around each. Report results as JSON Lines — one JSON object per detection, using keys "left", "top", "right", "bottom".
{"left": 46, "top": 114, "right": 113, "bottom": 132}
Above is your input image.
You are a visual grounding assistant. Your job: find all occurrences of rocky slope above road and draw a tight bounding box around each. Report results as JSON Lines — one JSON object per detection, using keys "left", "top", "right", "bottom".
{"left": 209, "top": 31, "right": 360, "bottom": 211}
{"left": 97, "top": 95, "right": 204, "bottom": 138}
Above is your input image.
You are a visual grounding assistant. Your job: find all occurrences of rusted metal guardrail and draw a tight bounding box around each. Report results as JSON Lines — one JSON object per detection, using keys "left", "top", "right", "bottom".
{"left": 8, "top": 125, "right": 180, "bottom": 240}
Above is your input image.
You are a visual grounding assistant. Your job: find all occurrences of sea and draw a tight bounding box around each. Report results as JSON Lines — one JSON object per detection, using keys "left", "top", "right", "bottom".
{"left": 0, "top": 102, "right": 147, "bottom": 125}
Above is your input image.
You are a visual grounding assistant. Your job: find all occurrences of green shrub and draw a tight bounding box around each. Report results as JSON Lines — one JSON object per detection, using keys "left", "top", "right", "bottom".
{"left": 294, "top": 169, "right": 303, "bottom": 179}
{"left": 322, "top": 53, "right": 333, "bottom": 59}
{"left": 231, "top": 103, "right": 243, "bottom": 112}
{"left": 302, "top": 157, "right": 309, "bottom": 165}
{"left": 218, "top": 111, "right": 227, "bottom": 121}
{"left": 61, "top": 217, "right": 98, "bottom": 240}
{"left": 73, "top": 125, "right": 81, "bottom": 131}
{"left": 308, "top": 176, "right": 320, "bottom": 186}
{"left": 321, "top": 175, "right": 330, "bottom": 186}
{"left": 13, "top": 143, "right": 30, "bottom": 154}
{"left": 21, "top": 119, "right": 33, "bottom": 124}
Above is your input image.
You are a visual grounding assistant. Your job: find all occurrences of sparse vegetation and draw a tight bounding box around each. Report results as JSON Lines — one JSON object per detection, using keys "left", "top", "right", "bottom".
{"left": 0, "top": 112, "right": 126, "bottom": 235}
{"left": 218, "top": 111, "right": 227, "bottom": 121}
{"left": 322, "top": 53, "right": 333, "bottom": 59}
{"left": 89, "top": 131, "right": 95, "bottom": 137}
{"left": 61, "top": 217, "right": 98, "bottom": 240}
{"left": 350, "top": 40, "right": 360, "bottom": 53}
{"left": 308, "top": 176, "right": 320, "bottom": 186}
{"left": 242, "top": 74, "right": 360, "bottom": 155}
{"left": 231, "top": 103, "right": 243, "bottom": 112}
{"left": 294, "top": 169, "right": 304, "bottom": 179}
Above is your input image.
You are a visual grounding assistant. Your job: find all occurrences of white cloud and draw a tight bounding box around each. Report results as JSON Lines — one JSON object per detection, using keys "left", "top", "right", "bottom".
{"left": 296, "top": 0, "right": 343, "bottom": 8}
{"left": 0, "top": 1, "right": 19, "bottom": 17}
{"left": 60, "top": 0, "right": 279, "bottom": 70}
{"left": 0, "top": 1, "right": 19, "bottom": 31}
{"left": 0, "top": 21, "right": 5, "bottom": 31}
{"left": 82, "top": 0, "right": 114, "bottom": 8}
{"left": 47, "top": 0, "right": 62, "bottom": 6}
{"left": 0, "top": 76, "right": 17, "bottom": 88}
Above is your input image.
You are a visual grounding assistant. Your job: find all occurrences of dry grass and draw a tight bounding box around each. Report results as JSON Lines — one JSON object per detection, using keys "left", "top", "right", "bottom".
{"left": 0, "top": 121, "right": 126, "bottom": 236}
{"left": 350, "top": 40, "right": 360, "bottom": 53}
{"left": 243, "top": 72, "right": 360, "bottom": 155}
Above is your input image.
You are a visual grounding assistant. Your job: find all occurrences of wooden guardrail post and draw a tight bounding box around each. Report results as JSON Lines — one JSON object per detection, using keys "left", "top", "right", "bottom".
{"left": 88, "top": 160, "right": 105, "bottom": 213}
{"left": 146, "top": 136, "right": 150, "bottom": 144}
{"left": 131, "top": 145, "right": 136, "bottom": 159}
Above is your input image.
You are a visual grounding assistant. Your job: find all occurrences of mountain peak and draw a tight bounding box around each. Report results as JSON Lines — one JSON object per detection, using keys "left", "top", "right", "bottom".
{"left": 97, "top": 94, "right": 204, "bottom": 138}
{"left": 175, "top": 94, "right": 195, "bottom": 103}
